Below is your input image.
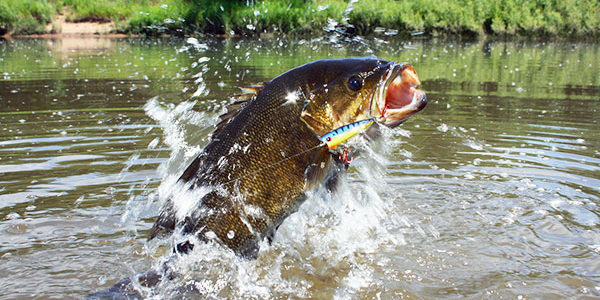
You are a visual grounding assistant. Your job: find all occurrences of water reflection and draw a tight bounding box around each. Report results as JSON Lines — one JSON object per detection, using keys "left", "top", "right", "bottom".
{"left": 0, "top": 37, "right": 598, "bottom": 298}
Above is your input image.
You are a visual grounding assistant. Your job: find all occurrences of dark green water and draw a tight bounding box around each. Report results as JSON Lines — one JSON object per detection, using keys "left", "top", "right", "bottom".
{"left": 0, "top": 36, "right": 599, "bottom": 298}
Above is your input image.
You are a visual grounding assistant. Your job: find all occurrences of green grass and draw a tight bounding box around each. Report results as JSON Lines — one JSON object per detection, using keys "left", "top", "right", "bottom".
{"left": 62, "top": 0, "right": 133, "bottom": 22}
{"left": 0, "top": 0, "right": 58, "bottom": 34}
{"left": 347, "top": 0, "right": 600, "bottom": 36}
{"left": 0, "top": 0, "right": 598, "bottom": 37}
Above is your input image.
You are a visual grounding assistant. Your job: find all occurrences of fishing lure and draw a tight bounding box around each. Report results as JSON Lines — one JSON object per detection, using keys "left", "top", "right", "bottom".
{"left": 320, "top": 119, "right": 375, "bottom": 150}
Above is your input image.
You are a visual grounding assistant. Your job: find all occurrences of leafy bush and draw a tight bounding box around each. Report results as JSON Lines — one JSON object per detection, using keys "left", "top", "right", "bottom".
{"left": 1, "top": 0, "right": 598, "bottom": 37}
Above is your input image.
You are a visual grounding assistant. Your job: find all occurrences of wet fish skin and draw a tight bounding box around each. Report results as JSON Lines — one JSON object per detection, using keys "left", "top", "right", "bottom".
{"left": 149, "top": 57, "right": 425, "bottom": 257}
{"left": 152, "top": 67, "right": 325, "bottom": 257}
{"left": 90, "top": 57, "right": 426, "bottom": 298}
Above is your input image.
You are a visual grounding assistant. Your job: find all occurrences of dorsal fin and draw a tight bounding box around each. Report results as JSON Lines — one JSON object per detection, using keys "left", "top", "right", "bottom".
{"left": 211, "top": 82, "right": 269, "bottom": 138}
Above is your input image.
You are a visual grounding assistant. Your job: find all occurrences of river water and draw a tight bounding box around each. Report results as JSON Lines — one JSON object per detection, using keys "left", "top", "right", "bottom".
{"left": 0, "top": 36, "right": 598, "bottom": 299}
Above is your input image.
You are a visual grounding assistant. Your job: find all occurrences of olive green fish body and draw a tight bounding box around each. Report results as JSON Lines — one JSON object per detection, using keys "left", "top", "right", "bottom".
{"left": 152, "top": 63, "right": 334, "bottom": 256}
{"left": 182, "top": 88, "right": 327, "bottom": 256}
{"left": 92, "top": 58, "right": 427, "bottom": 298}
{"left": 149, "top": 57, "right": 427, "bottom": 257}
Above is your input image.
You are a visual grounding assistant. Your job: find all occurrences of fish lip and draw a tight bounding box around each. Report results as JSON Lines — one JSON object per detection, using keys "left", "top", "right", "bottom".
{"left": 371, "top": 63, "right": 427, "bottom": 128}
{"left": 381, "top": 93, "right": 427, "bottom": 128}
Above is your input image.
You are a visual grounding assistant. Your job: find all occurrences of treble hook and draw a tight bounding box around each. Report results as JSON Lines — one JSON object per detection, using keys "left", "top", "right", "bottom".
{"left": 339, "top": 147, "right": 354, "bottom": 164}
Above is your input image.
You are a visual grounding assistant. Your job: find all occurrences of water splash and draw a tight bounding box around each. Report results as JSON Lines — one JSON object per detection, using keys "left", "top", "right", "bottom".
{"left": 318, "top": 0, "right": 374, "bottom": 50}
{"left": 126, "top": 106, "right": 409, "bottom": 298}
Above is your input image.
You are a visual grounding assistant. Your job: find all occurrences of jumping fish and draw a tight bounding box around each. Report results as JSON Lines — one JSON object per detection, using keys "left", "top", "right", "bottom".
{"left": 91, "top": 57, "right": 427, "bottom": 299}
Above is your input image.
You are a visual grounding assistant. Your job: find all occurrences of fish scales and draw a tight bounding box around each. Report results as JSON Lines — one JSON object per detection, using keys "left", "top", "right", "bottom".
{"left": 156, "top": 65, "right": 330, "bottom": 257}
{"left": 91, "top": 57, "right": 427, "bottom": 298}
{"left": 149, "top": 57, "right": 427, "bottom": 258}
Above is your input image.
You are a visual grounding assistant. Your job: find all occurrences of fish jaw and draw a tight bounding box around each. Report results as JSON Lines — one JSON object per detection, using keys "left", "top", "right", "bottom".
{"left": 373, "top": 63, "right": 427, "bottom": 128}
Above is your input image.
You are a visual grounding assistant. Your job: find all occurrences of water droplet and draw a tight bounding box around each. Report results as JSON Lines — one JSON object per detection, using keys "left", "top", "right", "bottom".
{"left": 227, "top": 230, "right": 235, "bottom": 239}
{"left": 6, "top": 212, "right": 20, "bottom": 220}
{"left": 147, "top": 138, "right": 159, "bottom": 149}
{"left": 75, "top": 195, "right": 85, "bottom": 206}
{"left": 205, "top": 231, "right": 217, "bottom": 239}
{"left": 436, "top": 123, "right": 449, "bottom": 132}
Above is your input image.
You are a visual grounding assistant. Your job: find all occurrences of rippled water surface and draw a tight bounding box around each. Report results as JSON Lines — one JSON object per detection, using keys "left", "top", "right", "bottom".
{"left": 0, "top": 36, "right": 599, "bottom": 299}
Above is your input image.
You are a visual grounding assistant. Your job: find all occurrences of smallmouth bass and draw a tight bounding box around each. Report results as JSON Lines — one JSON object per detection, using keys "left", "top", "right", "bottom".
{"left": 90, "top": 57, "right": 427, "bottom": 299}
{"left": 148, "top": 57, "right": 427, "bottom": 258}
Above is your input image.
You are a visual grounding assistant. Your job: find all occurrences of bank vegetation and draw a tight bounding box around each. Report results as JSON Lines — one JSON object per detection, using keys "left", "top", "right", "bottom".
{"left": 0, "top": 0, "right": 598, "bottom": 38}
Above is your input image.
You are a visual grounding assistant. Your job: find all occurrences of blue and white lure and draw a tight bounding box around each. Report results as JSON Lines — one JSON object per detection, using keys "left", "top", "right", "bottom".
{"left": 320, "top": 119, "right": 375, "bottom": 150}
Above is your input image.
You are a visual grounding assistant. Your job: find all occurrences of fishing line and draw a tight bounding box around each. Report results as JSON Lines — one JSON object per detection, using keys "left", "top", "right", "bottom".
{"left": 222, "top": 118, "right": 376, "bottom": 185}
{"left": 223, "top": 142, "right": 327, "bottom": 186}
{"left": 215, "top": 70, "right": 404, "bottom": 186}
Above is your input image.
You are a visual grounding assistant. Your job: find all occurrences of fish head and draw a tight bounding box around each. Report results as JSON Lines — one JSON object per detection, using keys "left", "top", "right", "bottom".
{"left": 300, "top": 57, "right": 426, "bottom": 136}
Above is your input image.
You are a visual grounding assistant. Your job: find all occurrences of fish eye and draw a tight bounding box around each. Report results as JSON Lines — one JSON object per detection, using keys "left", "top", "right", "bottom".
{"left": 347, "top": 76, "right": 363, "bottom": 91}
{"left": 326, "top": 136, "right": 332, "bottom": 142}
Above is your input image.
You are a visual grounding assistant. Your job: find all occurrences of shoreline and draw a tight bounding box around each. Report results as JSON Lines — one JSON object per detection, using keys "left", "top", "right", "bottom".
{"left": 3, "top": 30, "right": 598, "bottom": 43}
{"left": 7, "top": 33, "right": 134, "bottom": 39}
{"left": 1, "top": 14, "right": 135, "bottom": 39}
{"left": 3, "top": 28, "right": 598, "bottom": 42}
{"left": 1, "top": 0, "right": 598, "bottom": 41}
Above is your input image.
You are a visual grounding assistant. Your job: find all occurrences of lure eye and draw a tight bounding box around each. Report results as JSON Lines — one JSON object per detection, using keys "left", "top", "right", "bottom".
{"left": 347, "top": 76, "right": 363, "bottom": 91}
{"left": 326, "top": 136, "right": 332, "bottom": 142}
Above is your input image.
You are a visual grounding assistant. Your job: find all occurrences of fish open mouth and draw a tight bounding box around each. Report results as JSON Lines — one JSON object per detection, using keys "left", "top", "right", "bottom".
{"left": 373, "top": 63, "right": 427, "bottom": 128}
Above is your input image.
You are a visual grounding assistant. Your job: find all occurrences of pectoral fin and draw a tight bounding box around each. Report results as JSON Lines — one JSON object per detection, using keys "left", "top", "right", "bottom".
{"left": 304, "top": 145, "right": 332, "bottom": 189}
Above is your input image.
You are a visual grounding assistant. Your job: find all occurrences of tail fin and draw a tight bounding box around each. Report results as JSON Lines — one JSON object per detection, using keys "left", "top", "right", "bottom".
{"left": 88, "top": 268, "right": 163, "bottom": 299}
{"left": 148, "top": 199, "right": 176, "bottom": 240}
